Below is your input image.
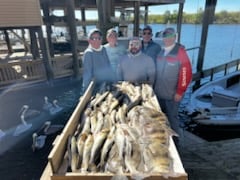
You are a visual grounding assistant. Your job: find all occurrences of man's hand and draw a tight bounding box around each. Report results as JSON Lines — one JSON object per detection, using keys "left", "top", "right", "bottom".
{"left": 174, "top": 93, "right": 182, "bottom": 102}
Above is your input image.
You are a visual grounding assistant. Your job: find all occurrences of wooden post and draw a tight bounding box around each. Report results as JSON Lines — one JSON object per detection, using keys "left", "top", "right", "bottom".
{"left": 133, "top": 1, "right": 140, "bottom": 37}
{"left": 36, "top": 27, "right": 54, "bottom": 80}
{"left": 96, "top": 0, "right": 114, "bottom": 43}
{"left": 42, "top": 0, "right": 55, "bottom": 57}
{"left": 81, "top": 8, "right": 87, "bottom": 36}
{"left": 21, "top": 29, "right": 28, "bottom": 53}
{"left": 4, "top": 30, "right": 13, "bottom": 54}
{"left": 194, "top": 0, "right": 217, "bottom": 89}
{"left": 177, "top": 3, "right": 184, "bottom": 43}
{"left": 65, "top": 0, "right": 80, "bottom": 76}
{"left": 144, "top": 5, "right": 148, "bottom": 26}
{"left": 29, "top": 29, "right": 40, "bottom": 59}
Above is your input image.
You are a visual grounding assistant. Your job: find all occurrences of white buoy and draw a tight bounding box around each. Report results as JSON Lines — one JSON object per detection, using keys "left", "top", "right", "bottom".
{"left": 49, "top": 100, "right": 63, "bottom": 115}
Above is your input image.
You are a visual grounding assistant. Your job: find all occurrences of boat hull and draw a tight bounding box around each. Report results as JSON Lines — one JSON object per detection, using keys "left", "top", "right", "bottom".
{"left": 187, "top": 71, "right": 240, "bottom": 138}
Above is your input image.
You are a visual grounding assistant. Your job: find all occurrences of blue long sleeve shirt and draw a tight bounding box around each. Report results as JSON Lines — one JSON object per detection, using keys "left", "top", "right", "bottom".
{"left": 141, "top": 40, "right": 161, "bottom": 63}
{"left": 82, "top": 47, "right": 116, "bottom": 91}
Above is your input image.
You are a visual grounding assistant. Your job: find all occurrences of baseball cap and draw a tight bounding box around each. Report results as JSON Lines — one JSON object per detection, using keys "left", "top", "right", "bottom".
{"left": 129, "top": 37, "right": 141, "bottom": 48}
{"left": 107, "top": 28, "right": 117, "bottom": 37}
{"left": 143, "top": 25, "right": 152, "bottom": 33}
{"left": 88, "top": 28, "right": 102, "bottom": 39}
{"left": 162, "top": 27, "right": 176, "bottom": 38}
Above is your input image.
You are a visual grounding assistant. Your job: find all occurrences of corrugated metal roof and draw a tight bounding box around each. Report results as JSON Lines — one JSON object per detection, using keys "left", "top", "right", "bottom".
{"left": 0, "top": 0, "right": 42, "bottom": 28}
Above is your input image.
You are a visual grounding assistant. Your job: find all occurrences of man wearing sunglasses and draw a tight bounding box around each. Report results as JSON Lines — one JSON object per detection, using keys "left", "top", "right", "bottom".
{"left": 141, "top": 25, "right": 161, "bottom": 64}
{"left": 82, "top": 28, "right": 116, "bottom": 91}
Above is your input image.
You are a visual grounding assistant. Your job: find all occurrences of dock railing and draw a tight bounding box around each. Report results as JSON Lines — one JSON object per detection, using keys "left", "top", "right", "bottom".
{"left": 0, "top": 59, "right": 46, "bottom": 86}
{"left": 192, "top": 58, "right": 240, "bottom": 90}
{"left": 0, "top": 55, "right": 78, "bottom": 87}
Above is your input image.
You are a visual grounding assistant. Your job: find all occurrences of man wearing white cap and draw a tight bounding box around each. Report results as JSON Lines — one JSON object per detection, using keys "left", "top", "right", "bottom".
{"left": 104, "top": 28, "right": 126, "bottom": 74}
{"left": 154, "top": 27, "right": 192, "bottom": 137}
{"left": 117, "top": 37, "right": 155, "bottom": 85}
{"left": 82, "top": 28, "right": 115, "bottom": 91}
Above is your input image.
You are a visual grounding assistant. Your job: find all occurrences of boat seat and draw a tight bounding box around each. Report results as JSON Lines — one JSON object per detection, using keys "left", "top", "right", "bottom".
{"left": 212, "top": 89, "right": 240, "bottom": 107}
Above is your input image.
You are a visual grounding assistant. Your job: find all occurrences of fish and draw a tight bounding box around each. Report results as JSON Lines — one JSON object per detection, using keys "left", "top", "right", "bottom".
{"left": 117, "top": 106, "right": 126, "bottom": 124}
{"left": 119, "top": 124, "right": 140, "bottom": 141}
{"left": 76, "top": 133, "right": 88, "bottom": 166}
{"left": 124, "top": 137, "right": 142, "bottom": 174}
{"left": 99, "top": 126, "right": 116, "bottom": 170}
{"left": 109, "top": 109, "right": 117, "bottom": 124}
{"left": 90, "top": 112, "right": 97, "bottom": 133}
{"left": 100, "top": 100, "right": 109, "bottom": 114}
{"left": 81, "top": 133, "right": 94, "bottom": 172}
{"left": 89, "top": 128, "right": 110, "bottom": 166}
{"left": 126, "top": 96, "right": 142, "bottom": 112}
{"left": 94, "top": 111, "right": 104, "bottom": 134}
{"left": 105, "top": 143, "right": 124, "bottom": 174}
{"left": 70, "top": 136, "right": 80, "bottom": 172}
{"left": 114, "top": 125, "right": 126, "bottom": 160}
{"left": 142, "top": 144, "right": 171, "bottom": 173}
{"left": 103, "top": 114, "right": 112, "bottom": 130}
{"left": 108, "top": 98, "right": 120, "bottom": 113}
{"left": 141, "top": 83, "right": 154, "bottom": 100}
{"left": 81, "top": 116, "right": 91, "bottom": 134}
{"left": 93, "top": 91, "right": 109, "bottom": 108}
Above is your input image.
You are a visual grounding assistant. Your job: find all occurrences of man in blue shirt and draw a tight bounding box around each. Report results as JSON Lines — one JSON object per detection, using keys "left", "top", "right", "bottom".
{"left": 141, "top": 25, "right": 161, "bottom": 64}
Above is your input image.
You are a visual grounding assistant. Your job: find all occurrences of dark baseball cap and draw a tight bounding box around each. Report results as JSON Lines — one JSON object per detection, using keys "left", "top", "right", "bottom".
{"left": 143, "top": 25, "right": 152, "bottom": 33}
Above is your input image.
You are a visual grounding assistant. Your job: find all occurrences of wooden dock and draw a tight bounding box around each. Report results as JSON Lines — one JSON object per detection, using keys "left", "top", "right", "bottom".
{"left": 178, "top": 130, "right": 240, "bottom": 180}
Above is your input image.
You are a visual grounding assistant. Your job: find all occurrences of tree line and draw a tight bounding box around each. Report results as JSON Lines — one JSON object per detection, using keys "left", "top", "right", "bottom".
{"left": 145, "top": 9, "right": 240, "bottom": 24}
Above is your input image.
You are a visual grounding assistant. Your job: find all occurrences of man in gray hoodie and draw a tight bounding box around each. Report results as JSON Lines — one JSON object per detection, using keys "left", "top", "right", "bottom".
{"left": 118, "top": 37, "right": 155, "bottom": 86}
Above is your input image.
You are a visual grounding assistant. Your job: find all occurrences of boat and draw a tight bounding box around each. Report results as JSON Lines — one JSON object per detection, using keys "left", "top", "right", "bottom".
{"left": 187, "top": 70, "right": 240, "bottom": 127}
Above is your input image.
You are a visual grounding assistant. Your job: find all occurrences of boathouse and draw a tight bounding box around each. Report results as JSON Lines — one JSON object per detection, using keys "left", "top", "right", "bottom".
{"left": 0, "top": 0, "right": 186, "bottom": 87}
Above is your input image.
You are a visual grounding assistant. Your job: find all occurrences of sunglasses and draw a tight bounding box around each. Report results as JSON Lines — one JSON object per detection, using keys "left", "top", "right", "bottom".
{"left": 143, "top": 32, "right": 151, "bottom": 35}
{"left": 90, "top": 37, "right": 102, "bottom": 41}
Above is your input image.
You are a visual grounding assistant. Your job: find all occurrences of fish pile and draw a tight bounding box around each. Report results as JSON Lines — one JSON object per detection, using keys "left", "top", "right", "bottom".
{"left": 67, "top": 81, "right": 177, "bottom": 176}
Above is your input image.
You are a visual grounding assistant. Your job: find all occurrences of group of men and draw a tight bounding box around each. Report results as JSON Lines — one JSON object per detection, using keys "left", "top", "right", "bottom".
{"left": 82, "top": 25, "right": 192, "bottom": 139}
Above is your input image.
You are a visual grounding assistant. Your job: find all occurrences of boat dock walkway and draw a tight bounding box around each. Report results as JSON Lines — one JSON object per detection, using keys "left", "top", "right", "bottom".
{"left": 179, "top": 130, "right": 240, "bottom": 180}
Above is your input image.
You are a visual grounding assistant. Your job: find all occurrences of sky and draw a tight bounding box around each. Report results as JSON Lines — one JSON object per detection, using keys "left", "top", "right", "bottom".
{"left": 149, "top": 0, "right": 240, "bottom": 15}
{"left": 55, "top": 1, "right": 240, "bottom": 20}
